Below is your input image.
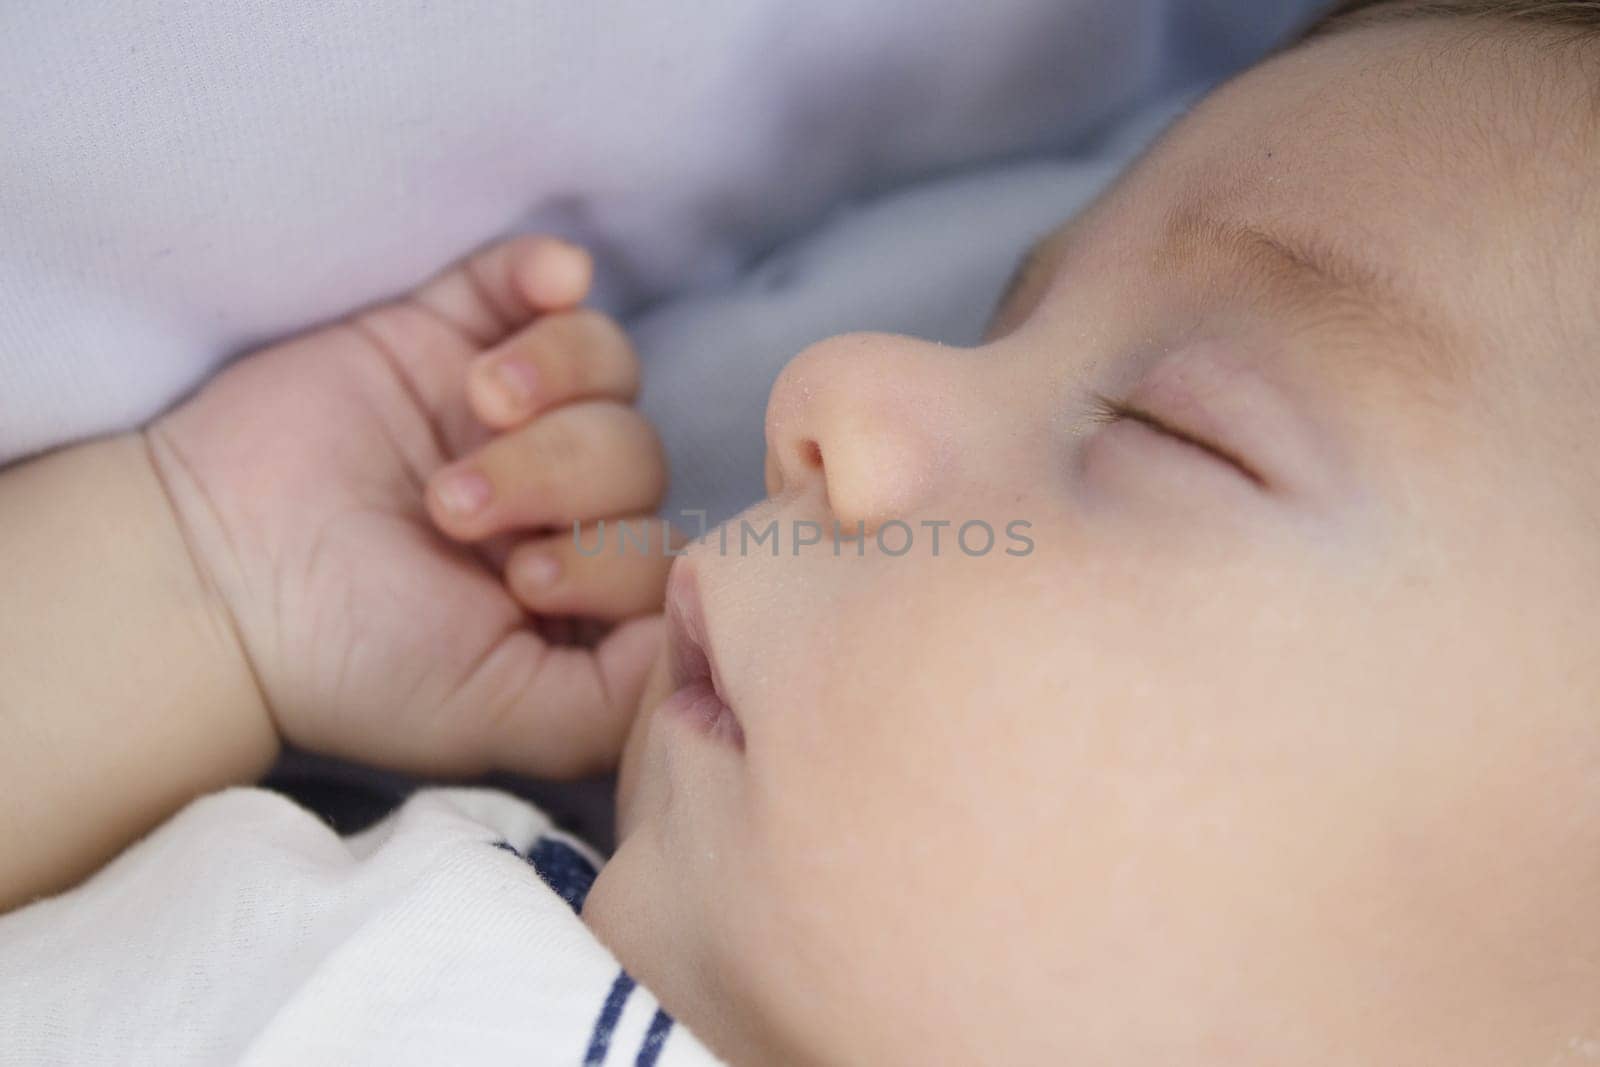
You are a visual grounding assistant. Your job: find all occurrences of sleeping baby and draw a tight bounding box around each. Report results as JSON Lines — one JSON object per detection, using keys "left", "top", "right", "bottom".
{"left": 3, "top": 0, "right": 1599, "bottom": 1063}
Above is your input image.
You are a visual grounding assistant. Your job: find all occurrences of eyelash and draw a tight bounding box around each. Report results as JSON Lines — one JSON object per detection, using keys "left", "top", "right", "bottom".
{"left": 1084, "top": 391, "right": 1265, "bottom": 488}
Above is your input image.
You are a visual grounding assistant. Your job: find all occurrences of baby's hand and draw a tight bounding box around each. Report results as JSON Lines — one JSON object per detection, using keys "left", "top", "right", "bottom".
{"left": 425, "top": 300, "right": 675, "bottom": 631}
{"left": 149, "top": 236, "right": 673, "bottom": 778}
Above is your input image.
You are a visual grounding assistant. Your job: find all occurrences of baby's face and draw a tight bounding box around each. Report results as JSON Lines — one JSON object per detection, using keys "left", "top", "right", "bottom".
{"left": 587, "top": 20, "right": 1600, "bottom": 1066}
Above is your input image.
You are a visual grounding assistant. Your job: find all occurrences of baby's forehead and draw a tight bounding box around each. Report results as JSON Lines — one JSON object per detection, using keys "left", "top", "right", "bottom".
{"left": 1168, "top": 21, "right": 1593, "bottom": 248}
{"left": 1135, "top": 19, "right": 1600, "bottom": 397}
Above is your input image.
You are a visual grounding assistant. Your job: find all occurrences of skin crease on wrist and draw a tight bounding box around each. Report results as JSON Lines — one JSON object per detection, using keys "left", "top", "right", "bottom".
{"left": 584, "top": 18, "right": 1600, "bottom": 1067}
{"left": 0, "top": 232, "right": 661, "bottom": 911}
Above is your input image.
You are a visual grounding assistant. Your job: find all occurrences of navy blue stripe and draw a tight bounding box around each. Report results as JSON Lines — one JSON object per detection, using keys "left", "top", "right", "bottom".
{"left": 530, "top": 836, "right": 598, "bottom": 913}
{"left": 635, "top": 1008, "right": 674, "bottom": 1066}
{"left": 489, "top": 836, "right": 598, "bottom": 915}
{"left": 583, "top": 970, "right": 636, "bottom": 1066}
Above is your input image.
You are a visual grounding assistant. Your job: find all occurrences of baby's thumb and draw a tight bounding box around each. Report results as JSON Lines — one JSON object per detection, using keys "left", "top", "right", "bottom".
{"left": 485, "top": 614, "right": 666, "bottom": 779}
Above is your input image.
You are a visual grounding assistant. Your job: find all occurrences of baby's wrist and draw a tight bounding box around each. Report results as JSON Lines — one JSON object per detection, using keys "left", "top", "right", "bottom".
{"left": 137, "top": 428, "right": 281, "bottom": 771}
{"left": 0, "top": 432, "right": 279, "bottom": 908}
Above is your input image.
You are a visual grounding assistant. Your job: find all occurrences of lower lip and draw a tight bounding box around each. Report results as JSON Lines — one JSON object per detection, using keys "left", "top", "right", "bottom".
{"left": 658, "top": 678, "right": 746, "bottom": 750}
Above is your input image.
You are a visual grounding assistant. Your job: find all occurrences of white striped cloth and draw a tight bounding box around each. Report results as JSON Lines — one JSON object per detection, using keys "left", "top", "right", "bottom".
{"left": 0, "top": 787, "right": 723, "bottom": 1066}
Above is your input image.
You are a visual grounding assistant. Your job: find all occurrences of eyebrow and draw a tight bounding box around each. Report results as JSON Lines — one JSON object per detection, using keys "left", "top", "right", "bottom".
{"left": 1162, "top": 205, "right": 1465, "bottom": 389}
{"left": 1160, "top": 204, "right": 1404, "bottom": 323}
{"left": 990, "top": 203, "right": 1463, "bottom": 391}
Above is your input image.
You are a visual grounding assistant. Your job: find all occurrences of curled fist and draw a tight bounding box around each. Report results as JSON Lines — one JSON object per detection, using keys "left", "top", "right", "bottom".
{"left": 150, "top": 236, "right": 676, "bottom": 778}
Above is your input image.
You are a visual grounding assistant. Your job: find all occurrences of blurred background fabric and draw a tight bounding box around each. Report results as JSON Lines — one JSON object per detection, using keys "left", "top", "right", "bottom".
{"left": 0, "top": 0, "right": 1324, "bottom": 467}
{"left": 0, "top": 0, "right": 1328, "bottom": 849}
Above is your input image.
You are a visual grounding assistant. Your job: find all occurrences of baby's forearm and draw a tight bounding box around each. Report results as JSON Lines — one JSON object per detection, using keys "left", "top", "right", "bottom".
{"left": 0, "top": 433, "right": 277, "bottom": 912}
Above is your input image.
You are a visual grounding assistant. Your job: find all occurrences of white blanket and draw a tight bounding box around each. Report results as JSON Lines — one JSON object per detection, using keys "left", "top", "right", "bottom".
{"left": 0, "top": 787, "right": 725, "bottom": 1065}
{"left": 0, "top": 0, "right": 1323, "bottom": 467}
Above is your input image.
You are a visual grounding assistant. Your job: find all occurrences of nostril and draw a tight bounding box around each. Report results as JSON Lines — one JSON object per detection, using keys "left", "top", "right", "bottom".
{"left": 800, "top": 439, "right": 823, "bottom": 471}
{"left": 765, "top": 439, "right": 825, "bottom": 500}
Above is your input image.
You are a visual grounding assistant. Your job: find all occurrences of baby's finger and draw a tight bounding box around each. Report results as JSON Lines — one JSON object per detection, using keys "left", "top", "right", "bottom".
{"left": 426, "top": 401, "right": 667, "bottom": 541}
{"left": 411, "top": 234, "right": 593, "bottom": 347}
{"left": 465, "top": 308, "right": 640, "bottom": 430}
{"left": 507, "top": 519, "right": 682, "bottom": 620}
{"left": 461, "top": 615, "right": 665, "bottom": 779}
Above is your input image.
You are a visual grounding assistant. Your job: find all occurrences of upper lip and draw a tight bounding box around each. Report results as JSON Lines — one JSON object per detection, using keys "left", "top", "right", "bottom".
{"left": 664, "top": 559, "right": 731, "bottom": 707}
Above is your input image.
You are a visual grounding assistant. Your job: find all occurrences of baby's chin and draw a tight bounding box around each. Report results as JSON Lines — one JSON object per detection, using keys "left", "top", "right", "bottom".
{"left": 613, "top": 643, "right": 673, "bottom": 840}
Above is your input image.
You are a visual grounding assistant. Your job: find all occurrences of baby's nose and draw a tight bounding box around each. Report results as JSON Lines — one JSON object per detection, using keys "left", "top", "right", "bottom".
{"left": 763, "top": 332, "right": 965, "bottom": 531}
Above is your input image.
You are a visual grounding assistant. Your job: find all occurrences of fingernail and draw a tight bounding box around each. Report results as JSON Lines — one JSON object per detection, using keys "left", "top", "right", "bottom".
{"left": 519, "top": 554, "right": 561, "bottom": 589}
{"left": 494, "top": 359, "right": 538, "bottom": 408}
{"left": 434, "top": 469, "right": 492, "bottom": 517}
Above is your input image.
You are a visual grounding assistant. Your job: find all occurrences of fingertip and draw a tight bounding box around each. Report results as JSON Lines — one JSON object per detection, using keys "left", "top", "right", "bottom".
{"left": 507, "top": 548, "right": 563, "bottom": 608}
{"left": 519, "top": 237, "right": 593, "bottom": 310}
